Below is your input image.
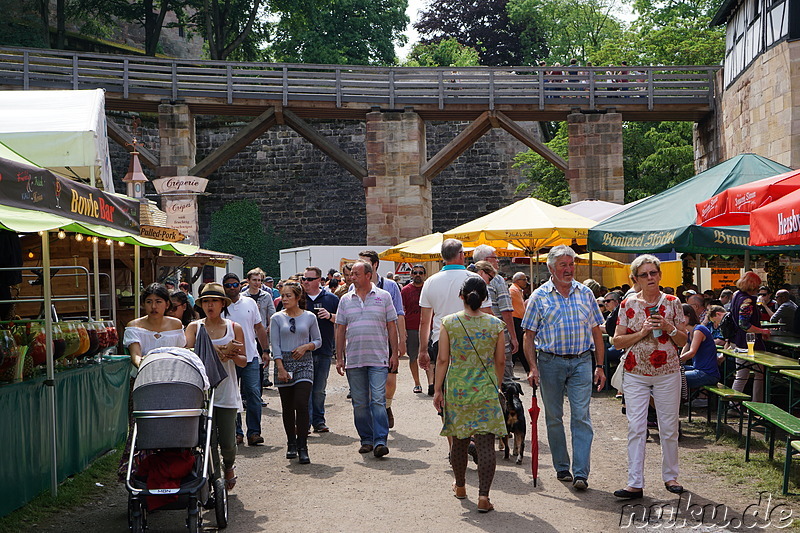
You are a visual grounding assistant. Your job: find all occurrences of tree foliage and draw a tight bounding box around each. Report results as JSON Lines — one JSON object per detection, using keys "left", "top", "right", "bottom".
{"left": 508, "top": 0, "right": 623, "bottom": 65}
{"left": 193, "top": 0, "right": 268, "bottom": 60}
{"left": 513, "top": 123, "right": 571, "bottom": 206}
{"left": 414, "top": 0, "right": 546, "bottom": 66}
{"left": 267, "top": 0, "right": 408, "bottom": 65}
{"left": 204, "top": 200, "right": 292, "bottom": 275}
{"left": 402, "top": 38, "right": 481, "bottom": 67}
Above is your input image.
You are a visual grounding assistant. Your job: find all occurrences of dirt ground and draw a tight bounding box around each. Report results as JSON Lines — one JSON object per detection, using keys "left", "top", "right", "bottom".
{"left": 39, "top": 359, "right": 798, "bottom": 532}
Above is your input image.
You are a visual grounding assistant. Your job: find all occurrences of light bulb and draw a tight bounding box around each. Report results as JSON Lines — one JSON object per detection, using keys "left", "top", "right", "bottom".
{"left": 57, "top": 230, "right": 66, "bottom": 240}
{"left": 37, "top": 231, "right": 44, "bottom": 236}
{"left": 118, "top": 241, "right": 125, "bottom": 247}
{"left": 27, "top": 250, "right": 34, "bottom": 259}
{"left": 75, "top": 234, "right": 84, "bottom": 242}
{"left": 105, "top": 239, "right": 112, "bottom": 246}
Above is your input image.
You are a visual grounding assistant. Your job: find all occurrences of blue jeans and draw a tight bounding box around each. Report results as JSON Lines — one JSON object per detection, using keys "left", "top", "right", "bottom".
{"left": 309, "top": 353, "right": 332, "bottom": 429}
{"left": 235, "top": 359, "right": 262, "bottom": 437}
{"left": 537, "top": 350, "right": 594, "bottom": 479}
{"left": 346, "top": 365, "right": 389, "bottom": 447}
{"left": 684, "top": 366, "right": 719, "bottom": 389}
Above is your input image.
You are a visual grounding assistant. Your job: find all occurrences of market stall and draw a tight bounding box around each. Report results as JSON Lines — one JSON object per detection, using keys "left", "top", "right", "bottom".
{"left": 0, "top": 154, "right": 196, "bottom": 518}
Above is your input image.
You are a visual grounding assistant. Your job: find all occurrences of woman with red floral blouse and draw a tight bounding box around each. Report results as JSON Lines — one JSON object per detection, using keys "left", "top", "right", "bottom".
{"left": 611, "top": 255, "right": 688, "bottom": 499}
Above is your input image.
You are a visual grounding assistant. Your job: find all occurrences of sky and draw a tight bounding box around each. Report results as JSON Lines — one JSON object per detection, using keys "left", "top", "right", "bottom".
{"left": 395, "top": 0, "right": 636, "bottom": 61}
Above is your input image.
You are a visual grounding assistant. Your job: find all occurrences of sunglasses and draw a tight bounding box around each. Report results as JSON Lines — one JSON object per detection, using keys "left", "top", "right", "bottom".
{"left": 289, "top": 317, "right": 296, "bottom": 334}
{"left": 636, "top": 271, "right": 659, "bottom": 279}
{"left": 302, "top": 276, "right": 320, "bottom": 282}
{"left": 759, "top": 293, "right": 768, "bottom": 296}
{"left": 411, "top": 270, "right": 425, "bottom": 275}
{"left": 223, "top": 282, "right": 240, "bottom": 288}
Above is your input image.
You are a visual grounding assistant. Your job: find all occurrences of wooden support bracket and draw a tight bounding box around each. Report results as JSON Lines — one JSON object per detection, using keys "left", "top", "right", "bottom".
{"left": 189, "top": 107, "right": 278, "bottom": 178}
{"left": 493, "top": 111, "right": 568, "bottom": 171}
{"left": 106, "top": 120, "right": 159, "bottom": 170}
{"left": 281, "top": 108, "right": 368, "bottom": 181}
{"left": 421, "top": 111, "right": 493, "bottom": 180}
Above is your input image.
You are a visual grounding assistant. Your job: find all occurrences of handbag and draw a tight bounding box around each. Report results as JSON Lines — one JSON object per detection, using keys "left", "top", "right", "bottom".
{"left": 456, "top": 315, "right": 507, "bottom": 411}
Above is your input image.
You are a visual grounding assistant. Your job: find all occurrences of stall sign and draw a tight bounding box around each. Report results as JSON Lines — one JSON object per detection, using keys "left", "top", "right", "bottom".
{"left": 140, "top": 225, "right": 185, "bottom": 242}
{"left": 0, "top": 157, "right": 139, "bottom": 231}
{"left": 152, "top": 176, "right": 208, "bottom": 195}
{"left": 711, "top": 268, "right": 740, "bottom": 290}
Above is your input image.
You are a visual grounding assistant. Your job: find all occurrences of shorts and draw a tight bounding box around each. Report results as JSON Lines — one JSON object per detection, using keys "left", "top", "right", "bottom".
{"left": 428, "top": 340, "right": 439, "bottom": 366}
{"left": 406, "top": 329, "right": 420, "bottom": 362}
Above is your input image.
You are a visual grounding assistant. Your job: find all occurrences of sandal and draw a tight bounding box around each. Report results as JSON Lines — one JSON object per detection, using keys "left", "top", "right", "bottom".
{"left": 224, "top": 465, "right": 237, "bottom": 491}
{"left": 477, "top": 497, "right": 494, "bottom": 513}
{"left": 452, "top": 482, "right": 466, "bottom": 499}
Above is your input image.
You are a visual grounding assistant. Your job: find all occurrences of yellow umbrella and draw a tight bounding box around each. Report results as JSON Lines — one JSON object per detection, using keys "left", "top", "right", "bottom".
{"left": 379, "top": 232, "right": 525, "bottom": 263}
{"left": 379, "top": 232, "right": 447, "bottom": 263}
{"left": 443, "top": 197, "right": 597, "bottom": 253}
{"left": 527, "top": 252, "right": 625, "bottom": 267}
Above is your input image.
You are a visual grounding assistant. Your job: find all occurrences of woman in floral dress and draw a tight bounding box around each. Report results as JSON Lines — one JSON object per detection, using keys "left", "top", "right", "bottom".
{"left": 433, "top": 276, "right": 507, "bottom": 513}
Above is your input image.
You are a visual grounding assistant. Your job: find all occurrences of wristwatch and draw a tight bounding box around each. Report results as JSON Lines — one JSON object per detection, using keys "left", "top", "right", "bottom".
{"left": 595, "top": 364, "right": 604, "bottom": 370}
{"left": 668, "top": 326, "right": 678, "bottom": 337}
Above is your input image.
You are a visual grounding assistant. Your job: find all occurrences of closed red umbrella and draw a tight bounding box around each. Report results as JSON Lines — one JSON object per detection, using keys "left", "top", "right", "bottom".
{"left": 695, "top": 168, "right": 800, "bottom": 227}
{"left": 529, "top": 384, "right": 541, "bottom": 486}
{"left": 749, "top": 189, "right": 800, "bottom": 246}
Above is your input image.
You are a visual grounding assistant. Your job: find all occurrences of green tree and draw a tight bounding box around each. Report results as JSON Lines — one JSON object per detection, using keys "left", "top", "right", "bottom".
{"left": 508, "top": 0, "right": 623, "bottom": 65}
{"left": 193, "top": 0, "right": 269, "bottom": 60}
{"left": 268, "top": 0, "right": 408, "bottom": 65}
{"left": 402, "top": 38, "right": 481, "bottom": 67}
{"left": 204, "top": 200, "right": 292, "bottom": 275}
{"left": 513, "top": 122, "right": 571, "bottom": 205}
{"left": 623, "top": 121, "right": 695, "bottom": 201}
{"left": 414, "top": 0, "right": 547, "bottom": 66}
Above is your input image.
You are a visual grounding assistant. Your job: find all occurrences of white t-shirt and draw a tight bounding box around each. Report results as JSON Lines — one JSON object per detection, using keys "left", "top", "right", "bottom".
{"left": 225, "top": 296, "right": 261, "bottom": 362}
{"left": 203, "top": 319, "right": 242, "bottom": 411}
{"left": 419, "top": 267, "right": 489, "bottom": 344}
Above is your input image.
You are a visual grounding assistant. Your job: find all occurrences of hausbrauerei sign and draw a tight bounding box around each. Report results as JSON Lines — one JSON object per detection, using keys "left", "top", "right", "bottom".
{"left": 0, "top": 156, "right": 140, "bottom": 232}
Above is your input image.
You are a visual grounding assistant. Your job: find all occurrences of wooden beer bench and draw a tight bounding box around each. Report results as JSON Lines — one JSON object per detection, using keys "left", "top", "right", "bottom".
{"left": 742, "top": 401, "right": 800, "bottom": 494}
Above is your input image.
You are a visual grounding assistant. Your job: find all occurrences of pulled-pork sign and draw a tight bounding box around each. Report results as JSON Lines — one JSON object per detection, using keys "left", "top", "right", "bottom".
{"left": 0, "top": 156, "right": 139, "bottom": 231}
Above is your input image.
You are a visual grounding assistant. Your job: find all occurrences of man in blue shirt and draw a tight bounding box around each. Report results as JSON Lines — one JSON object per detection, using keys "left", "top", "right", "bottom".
{"left": 522, "top": 245, "right": 605, "bottom": 492}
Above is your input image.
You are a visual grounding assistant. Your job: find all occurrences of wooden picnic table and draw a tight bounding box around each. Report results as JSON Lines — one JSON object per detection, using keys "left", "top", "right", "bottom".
{"left": 718, "top": 348, "right": 800, "bottom": 402}
{"left": 766, "top": 334, "right": 800, "bottom": 357}
{"left": 779, "top": 368, "right": 800, "bottom": 413}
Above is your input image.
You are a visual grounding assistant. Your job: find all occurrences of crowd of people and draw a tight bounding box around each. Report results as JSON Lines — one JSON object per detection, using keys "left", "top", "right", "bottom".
{"left": 120, "top": 241, "right": 799, "bottom": 513}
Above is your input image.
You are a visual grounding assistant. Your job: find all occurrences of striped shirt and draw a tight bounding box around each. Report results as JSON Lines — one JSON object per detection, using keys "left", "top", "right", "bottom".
{"left": 336, "top": 283, "right": 398, "bottom": 368}
{"left": 521, "top": 278, "right": 603, "bottom": 355}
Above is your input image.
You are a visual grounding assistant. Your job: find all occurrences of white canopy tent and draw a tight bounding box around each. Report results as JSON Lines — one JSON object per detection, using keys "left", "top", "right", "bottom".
{"left": 0, "top": 89, "right": 114, "bottom": 191}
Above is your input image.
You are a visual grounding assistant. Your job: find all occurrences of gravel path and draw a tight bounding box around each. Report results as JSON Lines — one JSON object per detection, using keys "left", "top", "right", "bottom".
{"left": 40, "top": 360, "right": 797, "bottom": 532}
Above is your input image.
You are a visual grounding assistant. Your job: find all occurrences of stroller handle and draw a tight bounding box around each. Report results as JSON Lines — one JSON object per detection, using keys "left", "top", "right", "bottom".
{"left": 133, "top": 409, "right": 204, "bottom": 419}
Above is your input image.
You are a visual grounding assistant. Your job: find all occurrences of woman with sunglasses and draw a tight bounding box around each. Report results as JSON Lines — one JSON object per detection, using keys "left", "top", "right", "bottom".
{"left": 270, "top": 281, "right": 321, "bottom": 464}
{"left": 612, "top": 255, "right": 688, "bottom": 499}
{"left": 185, "top": 283, "right": 247, "bottom": 491}
{"left": 166, "top": 290, "right": 197, "bottom": 327}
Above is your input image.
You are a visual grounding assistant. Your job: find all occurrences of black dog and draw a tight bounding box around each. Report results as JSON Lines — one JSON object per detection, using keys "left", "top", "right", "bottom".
{"left": 500, "top": 382, "right": 526, "bottom": 464}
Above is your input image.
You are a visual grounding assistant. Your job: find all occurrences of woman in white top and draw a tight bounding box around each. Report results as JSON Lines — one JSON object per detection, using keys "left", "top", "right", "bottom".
{"left": 185, "top": 283, "right": 247, "bottom": 491}
{"left": 123, "top": 283, "right": 186, "bottom": 367}
{"left": 270, "top": 281, "right": 321, "bottom": 465}
{"left": 118, "top": 283, "right": 186, "bottom": 481}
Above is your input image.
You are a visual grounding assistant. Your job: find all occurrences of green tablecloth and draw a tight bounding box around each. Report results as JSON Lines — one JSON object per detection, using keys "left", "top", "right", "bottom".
{"left": 0, "top": 359, "right": 130, "bottom": 517}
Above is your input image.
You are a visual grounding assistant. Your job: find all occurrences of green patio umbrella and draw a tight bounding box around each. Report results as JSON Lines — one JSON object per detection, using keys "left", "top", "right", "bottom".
{"left": 588, "top": 154, "right": 798, "bottom": 255}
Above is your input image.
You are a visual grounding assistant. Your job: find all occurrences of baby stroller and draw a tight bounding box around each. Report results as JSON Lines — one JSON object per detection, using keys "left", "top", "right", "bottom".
{"left": 125, "top": 348, "right": 227, "bottom": 532}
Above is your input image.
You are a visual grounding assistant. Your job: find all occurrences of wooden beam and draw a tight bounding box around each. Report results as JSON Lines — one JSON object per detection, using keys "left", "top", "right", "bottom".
{"left": 106, "top": 120, "right": 159, "bottom": 170}
{"left": 493, "top": 111, "right": 568, "bottom": 171}
{"left": 281, "top": 108, "right": 368, "bottom": 180}
{"left": 421, "top": 111, "right": 492, "bottom": 180}
{"left": 190, "top": 107, "right": 277, "bottom": 178}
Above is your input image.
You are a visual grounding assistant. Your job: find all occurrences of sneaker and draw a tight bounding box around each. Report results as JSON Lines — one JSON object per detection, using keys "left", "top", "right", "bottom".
{"left": 313, "top": 425, "right": 330, "bottom": 433}
{"left": 358, "top": 444, "right": 374, "bottom": 454}
{"left": 556, "top": 470, "right": 573, "bottom": 482}
{"left": 263, "top": 379, "right": 273, "bottom": 388}
{"left": 428, "top": 385, "right": 434, "bottom": 396}
{"left": 387, "top": 407, "right": 394, "bottom": 429}
{"left": 413, "top": 385, "right": 423, "bottom": 393}
{"left": 373, "top": 444, "right": 390, "bottom": 458}
{"left": 573, "top": 477, "right": 588, "bottom": 491}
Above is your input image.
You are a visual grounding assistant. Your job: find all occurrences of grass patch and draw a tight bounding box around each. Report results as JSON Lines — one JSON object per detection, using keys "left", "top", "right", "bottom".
{"left": 0, "top": 447, "right": 122, "bottom": 533}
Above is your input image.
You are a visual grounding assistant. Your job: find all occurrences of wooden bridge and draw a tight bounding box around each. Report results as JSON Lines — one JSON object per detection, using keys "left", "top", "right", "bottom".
{"left": 0, "top": 47, "right": 719, "bottom": 122}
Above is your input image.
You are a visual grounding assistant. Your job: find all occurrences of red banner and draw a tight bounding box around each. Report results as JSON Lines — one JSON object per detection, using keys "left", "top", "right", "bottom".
{"left": 750, "top": 190, "right": 800, "bottom": 246}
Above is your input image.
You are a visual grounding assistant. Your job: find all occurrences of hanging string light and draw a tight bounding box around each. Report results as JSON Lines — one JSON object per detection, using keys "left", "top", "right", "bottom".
{"left": 75, "top": 233, "right": 84, "bottom": 242}
{"left": 57, "top": 230, "right": 66, "bottom": 240}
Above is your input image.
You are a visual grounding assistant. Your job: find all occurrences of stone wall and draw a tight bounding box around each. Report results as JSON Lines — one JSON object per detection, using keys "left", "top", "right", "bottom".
{"left": 107, "top": 114, "right": 534, "bottom": 247}
{"left": 712, "top": 40, "right": 800, "bottom": 169}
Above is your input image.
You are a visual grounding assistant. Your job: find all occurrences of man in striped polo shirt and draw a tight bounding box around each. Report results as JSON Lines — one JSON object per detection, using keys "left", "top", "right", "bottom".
{"left": 335, "top": 260, "right": 399, "bottom": 458}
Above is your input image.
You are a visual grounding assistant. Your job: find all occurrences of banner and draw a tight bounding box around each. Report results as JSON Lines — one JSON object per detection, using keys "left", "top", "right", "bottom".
{"left": 153, "top": 175, "right": 207, "bottom": 246}
{"left": 0, "top": 157, "right": 139, "bottom": 232}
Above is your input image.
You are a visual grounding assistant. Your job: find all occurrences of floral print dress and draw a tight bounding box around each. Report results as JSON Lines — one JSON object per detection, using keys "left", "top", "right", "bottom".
{"left": 440, "top": 311, "right": 508, "bottom": 439}
{"left": 617, "top": 293, "right": 685, "bottom": 377}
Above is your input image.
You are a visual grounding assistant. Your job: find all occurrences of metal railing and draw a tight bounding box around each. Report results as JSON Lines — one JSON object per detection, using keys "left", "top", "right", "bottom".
{"left": 0, "top": 47, "right": 720, "bottom": 112}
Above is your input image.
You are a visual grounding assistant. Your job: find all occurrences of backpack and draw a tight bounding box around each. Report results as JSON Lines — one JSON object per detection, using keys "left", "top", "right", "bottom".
{"left": 719, "top": 312, "right": 739, "bottom": 341}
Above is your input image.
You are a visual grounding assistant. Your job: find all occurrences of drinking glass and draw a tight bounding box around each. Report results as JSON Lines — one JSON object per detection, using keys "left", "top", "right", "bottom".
{"left": 746, "top": 332, "right": 756, "bottom": 356}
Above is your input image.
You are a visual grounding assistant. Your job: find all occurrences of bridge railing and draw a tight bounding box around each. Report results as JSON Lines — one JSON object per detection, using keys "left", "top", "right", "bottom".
{"left": 0, "top": 47, "right": 719, "bottom": 111}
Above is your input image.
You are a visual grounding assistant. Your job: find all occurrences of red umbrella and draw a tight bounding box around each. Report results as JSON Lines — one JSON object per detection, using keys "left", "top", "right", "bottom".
{"left": 749, "top": 189, "right": 800, "bottom": 246}
{"left": 695, "top": 168, "right": 800, "bottom": 227}
{"left": 529, "top": 384, "right": 541, "bottom": 486}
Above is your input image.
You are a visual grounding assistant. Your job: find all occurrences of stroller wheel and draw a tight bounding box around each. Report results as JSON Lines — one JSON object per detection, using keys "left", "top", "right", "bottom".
{"left": 187, "top": 500, "right": 202, "bottom": 533}
{"left": 213, "top": 477, "right": 229, "bottom": 529}
{"left": 128, "top": 497, "right": 146, "bottom": 533}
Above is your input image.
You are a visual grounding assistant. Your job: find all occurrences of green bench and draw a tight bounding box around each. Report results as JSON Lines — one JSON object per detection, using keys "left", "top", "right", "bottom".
{"left": 698, "top": 384, "right": 750, "bottom": 440}
{"left": 742, "top": 401, "right": 800, "bottom": 494}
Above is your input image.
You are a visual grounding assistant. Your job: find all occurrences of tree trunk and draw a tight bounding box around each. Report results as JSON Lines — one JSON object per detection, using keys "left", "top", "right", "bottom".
{"left": 39, "top": 0, "right": 50, "bottom": 47}
{"left": 56, "top": 0, "right": 66, "bottom": 49}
